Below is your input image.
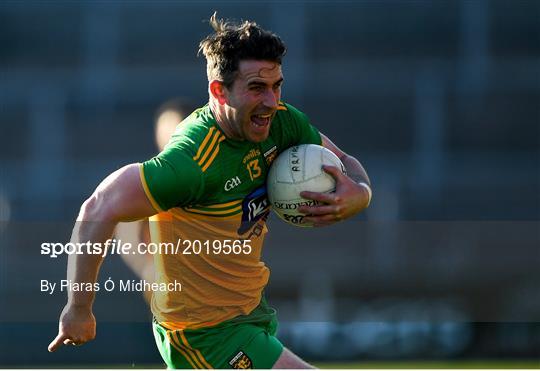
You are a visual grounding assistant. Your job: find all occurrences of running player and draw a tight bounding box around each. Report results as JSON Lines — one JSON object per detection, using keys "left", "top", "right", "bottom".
{"left": 48, "top": 14, "right": 372, "bottom": 369}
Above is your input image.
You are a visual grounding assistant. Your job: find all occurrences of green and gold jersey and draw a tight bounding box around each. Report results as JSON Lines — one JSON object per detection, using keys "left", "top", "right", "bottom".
{"left": 140, "top": 102, "right": 321, "bottom": 330}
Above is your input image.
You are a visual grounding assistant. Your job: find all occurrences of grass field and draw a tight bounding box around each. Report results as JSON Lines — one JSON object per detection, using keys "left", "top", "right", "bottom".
{"left": 27, "top": 360, "right": 538, "bottom": 369}
{"left": 315, "top": 360, "right": 540, "bottom": 369}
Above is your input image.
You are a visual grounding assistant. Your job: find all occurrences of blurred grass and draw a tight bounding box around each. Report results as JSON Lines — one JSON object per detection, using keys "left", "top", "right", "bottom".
{"left": 315, "top": 360, "right": 540, "bottom": 369}
{"left": 6, "top": 359, "right": 539, "bottom": 369}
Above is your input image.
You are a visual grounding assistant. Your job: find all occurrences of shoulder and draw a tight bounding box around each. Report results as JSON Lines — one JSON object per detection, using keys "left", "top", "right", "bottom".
{"left": 271, "top": 101, "right": 313, "bottom": 133}
{"left": 166, "top": 105, "right": 226, "bottom": 171}
{"left": 274, "top": 101, "right": 308, "bottom": 122}
{"left": 272, "top": 101, "right": 313, "bottom": 134}
{"left": 269, "top": 101, "right": 321, "bottom": 149}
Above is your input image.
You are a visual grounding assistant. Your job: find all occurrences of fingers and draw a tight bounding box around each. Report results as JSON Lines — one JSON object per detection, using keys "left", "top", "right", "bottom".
{"left": 299, "top": 187, "right": 344, "bottom": 224}
{"left": 300, "top": 191, "right": 340, "bottom": 204}
{"left": 298, "top": 166, "right": 348, "bottom": 225}
{"left": 48, "top": 333, "right": 69, "bottom": 352}
{"left": 300, "top": 202, "right": 345, "bottom": 226}
{"left": 64, "top": 338, "right": 84, "bottom": 346}
{"left": 49, "top": 305, "right": 96, "bottom": 352}
{"left": 298, "top": 204, "right": 335, "bottom": 216}
{"left": 48, "top": 332, "right": 88, "bottom": 352}
{"left": 322, "top": 165, "right": 345, "bottom": 181}
{"left": 300, "top": 166, "right": 347, "bottom": 203}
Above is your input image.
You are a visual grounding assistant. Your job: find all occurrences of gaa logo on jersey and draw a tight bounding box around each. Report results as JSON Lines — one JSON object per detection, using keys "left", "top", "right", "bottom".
{"left": 237, "top": 186, "right": 270, "bottom": 235}
{"left": 224, "top": 175, "right": 242, "bottom": 191}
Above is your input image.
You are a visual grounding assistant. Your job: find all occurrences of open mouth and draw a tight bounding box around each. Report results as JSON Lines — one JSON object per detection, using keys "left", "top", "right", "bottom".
{"left": 251, "top": 113, "right": 273, "bottom": 128}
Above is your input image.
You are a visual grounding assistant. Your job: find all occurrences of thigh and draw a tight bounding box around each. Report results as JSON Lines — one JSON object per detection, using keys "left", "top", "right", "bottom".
{"left": 228, "top": 327, "right": 284, "bottom": 369}
{"left": 153, "top": 320, "right": 284, "bottom": 369}
{"left": 272, "top": 348, "right": 314, "bottom": 369}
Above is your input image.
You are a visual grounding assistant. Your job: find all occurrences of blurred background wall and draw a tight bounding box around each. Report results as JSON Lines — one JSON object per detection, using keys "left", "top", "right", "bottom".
{"left": 0, "top": 0, "right": 539, "bottom": 367}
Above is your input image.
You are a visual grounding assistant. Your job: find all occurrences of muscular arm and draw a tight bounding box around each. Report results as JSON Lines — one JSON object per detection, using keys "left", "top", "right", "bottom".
{"left": 48, "top": 163, "right": 157, "bottom": 352}
{"left": 321, "top": 134, "right": 370, "bottom": 186}
{"left": 298, "top": 133, "right": 372, "bottom": 226}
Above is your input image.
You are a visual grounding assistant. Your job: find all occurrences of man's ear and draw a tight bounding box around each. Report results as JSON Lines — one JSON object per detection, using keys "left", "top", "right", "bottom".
{"left": 209, "top": 80, "right": 228, "bottom": 105}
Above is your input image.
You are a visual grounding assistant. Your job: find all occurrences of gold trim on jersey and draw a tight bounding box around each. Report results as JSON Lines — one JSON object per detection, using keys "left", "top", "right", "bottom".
{"left": 197, "top": 130, "right": 221, "bottom": 165}
{"left": 193, "top": 126, "right": 216, "bottom": 162}
{"left": 182, "top": 199, "right": 243, "bottom": 217}
{"left": 277, "top": 101, "right": 287, "bottom": 111}
{"left": 183, "top": 206, "right": 242, "bottom": 217}
{"left": 160, "top": 319, "right": 222, "bottom": 331}
{"left": 192, "top": 126, "right": 226, "bottom": 172}
{"left": 171, "top": 208, "right": 242, "bottom": 222}
{"left": 202, "top": 136, "right": 226, "bottom": 172}
{"left": 139, "top": 164, "right": 164, "bottom": 212}
{"left": 202, "top": 199, "right": 243, "bottom": 209}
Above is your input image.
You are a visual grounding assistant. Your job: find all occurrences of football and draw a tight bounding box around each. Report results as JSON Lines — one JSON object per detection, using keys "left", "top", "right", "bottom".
{"left": 267, "top": 144, "right": 346, "bottom": 227}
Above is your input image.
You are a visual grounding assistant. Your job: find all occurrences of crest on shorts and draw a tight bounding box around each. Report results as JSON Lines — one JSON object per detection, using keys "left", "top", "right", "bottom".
{"left": 229, "top": 350, "right": 252, "bottom": 369}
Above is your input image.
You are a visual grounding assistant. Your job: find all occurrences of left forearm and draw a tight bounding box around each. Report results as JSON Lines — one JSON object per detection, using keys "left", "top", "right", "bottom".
{"left": 340, "top": 154, "right": 370, "bottom": 186}
{"left": 321, "top": 133, "right": 370, "bottom": 186}
{"left": 341, "top": 154, "right": 372, "bottom": 207}
{"left": 320, "top": 133, "right": 372, "bottom": 207}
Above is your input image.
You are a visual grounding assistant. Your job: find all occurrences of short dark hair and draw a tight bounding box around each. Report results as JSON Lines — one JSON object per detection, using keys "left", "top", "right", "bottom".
{"left": 198, "top": 12, "right": 287, "bottom": 88}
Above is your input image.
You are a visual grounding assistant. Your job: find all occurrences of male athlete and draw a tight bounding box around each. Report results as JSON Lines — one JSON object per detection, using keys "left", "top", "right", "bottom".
{"left": 48, "top": 14, "right": 372, "bottom": 369}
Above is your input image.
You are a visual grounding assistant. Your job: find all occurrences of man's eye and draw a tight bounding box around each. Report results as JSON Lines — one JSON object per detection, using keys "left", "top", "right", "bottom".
{"left": 251, "top": 86, "right": 265, "bottom": 92}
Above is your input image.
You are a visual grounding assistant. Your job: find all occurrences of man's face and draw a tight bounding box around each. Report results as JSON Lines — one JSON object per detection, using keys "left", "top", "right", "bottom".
{"left": 224, "top": 60, "right": 283, "bottom": 143}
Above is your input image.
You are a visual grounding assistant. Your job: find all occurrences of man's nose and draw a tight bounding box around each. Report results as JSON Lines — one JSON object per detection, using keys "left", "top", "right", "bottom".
{"left": 263, "top": 89, "right": 279, "bottom": 109}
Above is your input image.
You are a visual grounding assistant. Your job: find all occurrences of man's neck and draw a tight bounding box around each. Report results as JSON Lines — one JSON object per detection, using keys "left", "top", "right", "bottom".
{"left": 209, "top": 99, "right": 242, "bottom": 140}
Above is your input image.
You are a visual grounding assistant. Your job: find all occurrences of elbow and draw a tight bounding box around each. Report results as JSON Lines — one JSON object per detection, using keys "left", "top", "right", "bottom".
{"left": 78, "top": 192, "right": 118, "bottom": 223}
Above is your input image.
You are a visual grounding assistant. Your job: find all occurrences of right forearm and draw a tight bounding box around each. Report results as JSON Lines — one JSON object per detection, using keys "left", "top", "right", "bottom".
{"left": 49, "top": 164, "right": 157, "bottom": 352}
{"left": 64, "top": 164, "right": 157, "bottom": 307}
{"left": 66, "top": 219, "right": 116, "bottom": 307}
